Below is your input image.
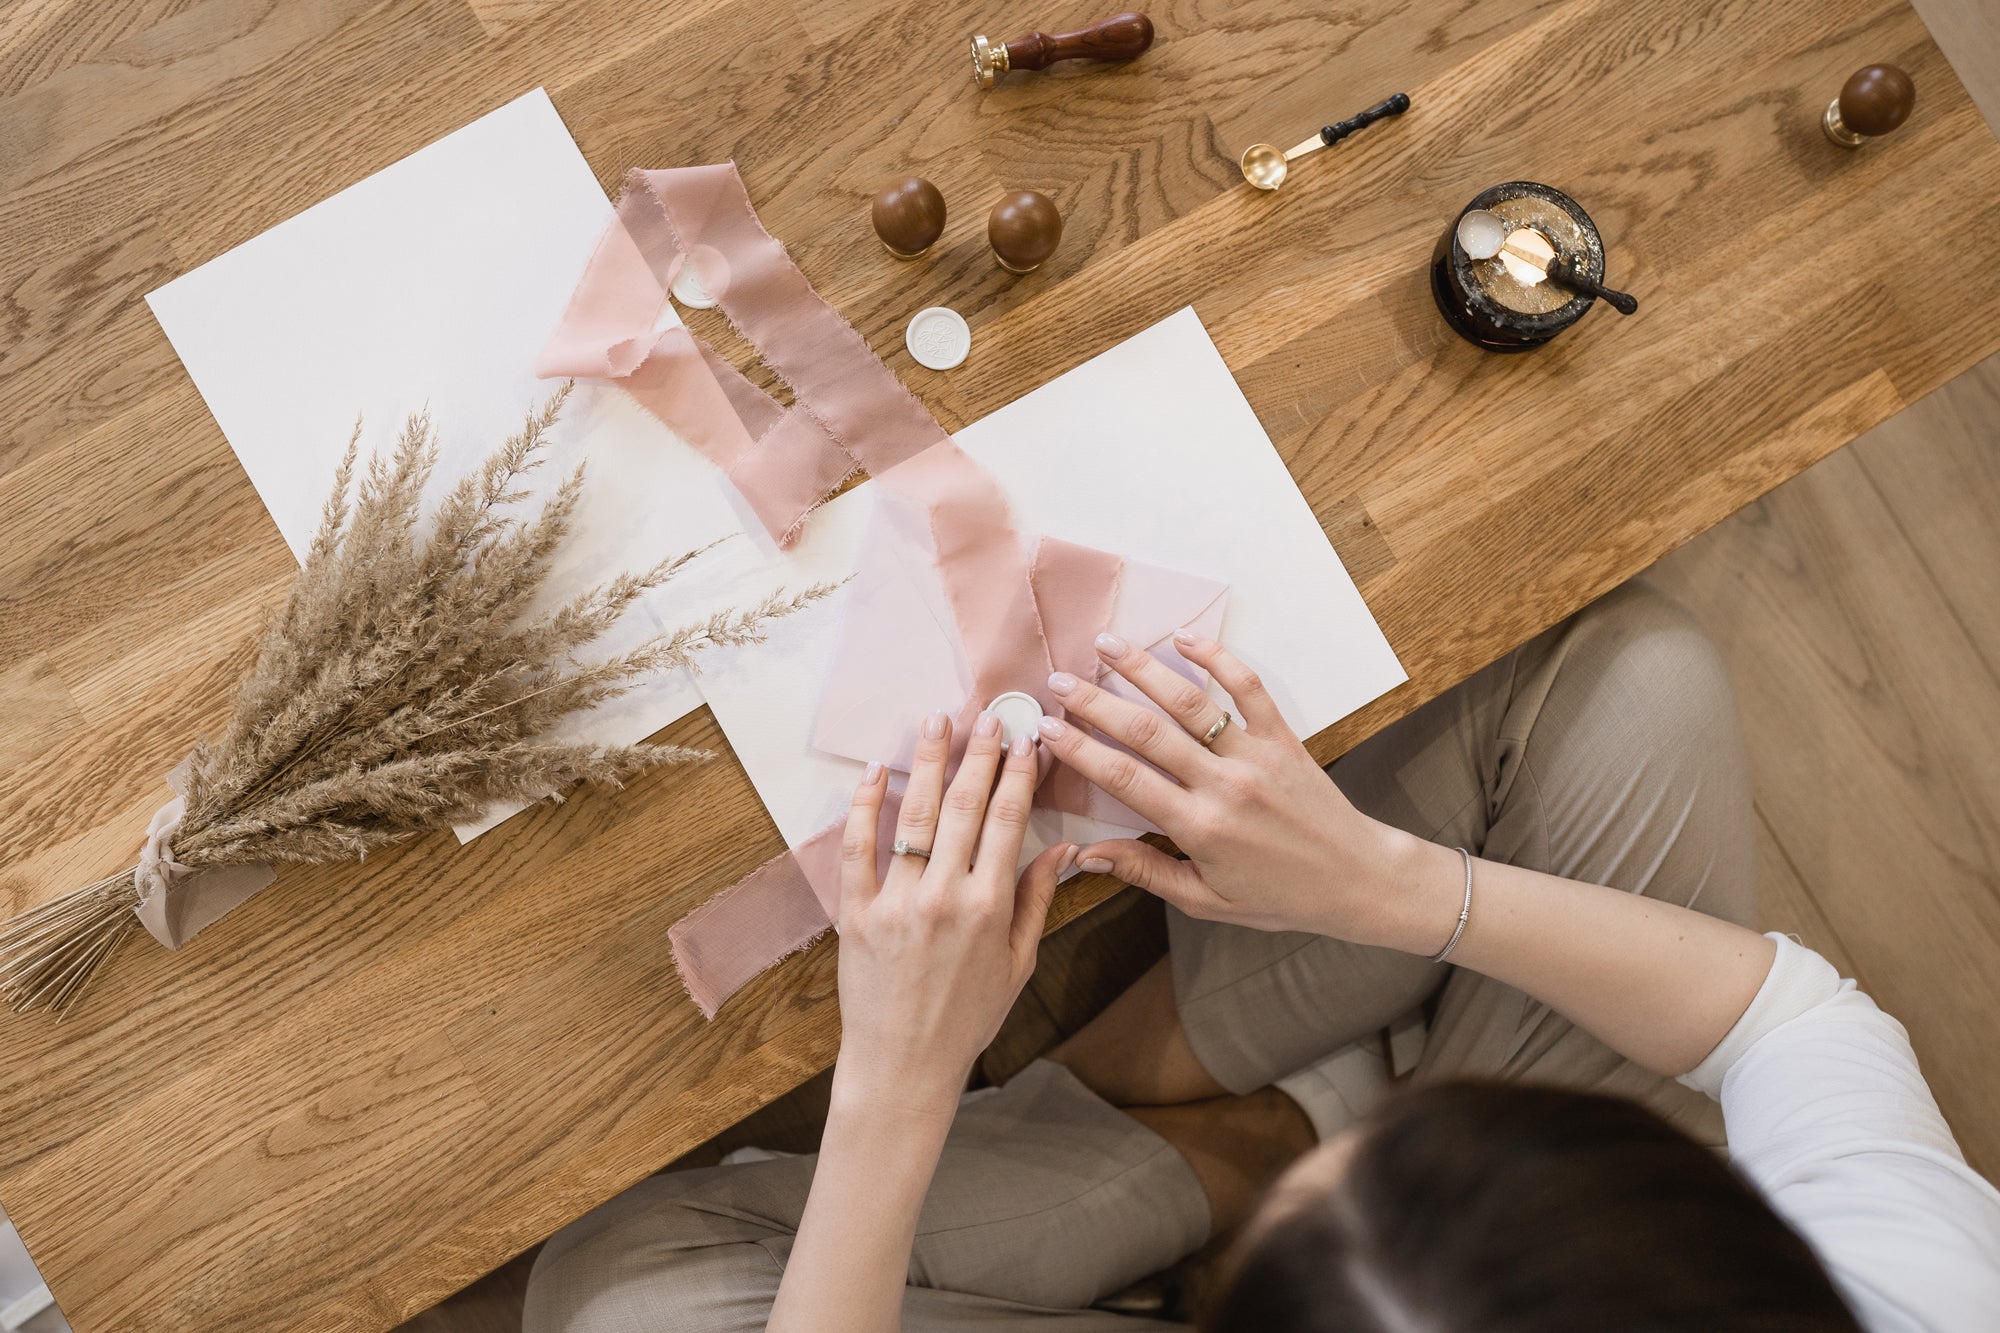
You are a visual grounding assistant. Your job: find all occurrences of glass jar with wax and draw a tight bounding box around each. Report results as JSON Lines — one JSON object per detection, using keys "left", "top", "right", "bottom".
{"left": 1431, "top": 181, "right": 1611, "bottom": 351}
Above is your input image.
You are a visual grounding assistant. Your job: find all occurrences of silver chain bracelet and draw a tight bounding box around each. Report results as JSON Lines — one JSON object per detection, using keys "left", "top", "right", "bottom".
{"left": 1429, "top": 847, "right": 1474, "bottom": 963}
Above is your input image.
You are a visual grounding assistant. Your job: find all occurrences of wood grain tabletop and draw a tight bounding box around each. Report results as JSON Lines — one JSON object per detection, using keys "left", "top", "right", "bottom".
{"left": 3, "top": 0, "right": 1997, "bottom": 1328}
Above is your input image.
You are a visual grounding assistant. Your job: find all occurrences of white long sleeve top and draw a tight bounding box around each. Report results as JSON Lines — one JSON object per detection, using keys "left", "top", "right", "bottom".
{"left": 1680, "top": 935, "right": 2000, "bottom": 1331}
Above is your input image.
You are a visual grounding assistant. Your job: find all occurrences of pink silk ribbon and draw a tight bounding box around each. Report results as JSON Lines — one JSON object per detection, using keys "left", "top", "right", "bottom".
{"left": 543, "top": 165, "right": 1178, "bottom": 1016}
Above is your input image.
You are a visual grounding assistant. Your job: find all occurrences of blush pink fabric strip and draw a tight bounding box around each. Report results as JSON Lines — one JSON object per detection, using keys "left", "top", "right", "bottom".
{"left": 665, "top": 785, "right": 910, "bottom": 1016}
{"left": 538, "top": 164, "right": 940, "bottom": 542}
{"left": 541, "top": 164, "right": 1152, "bottom": 1016}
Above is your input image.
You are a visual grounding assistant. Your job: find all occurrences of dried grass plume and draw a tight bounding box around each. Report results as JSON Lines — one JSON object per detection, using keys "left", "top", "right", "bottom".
{"left": 0, "top": 388, "right": 836, "bottom": 1016}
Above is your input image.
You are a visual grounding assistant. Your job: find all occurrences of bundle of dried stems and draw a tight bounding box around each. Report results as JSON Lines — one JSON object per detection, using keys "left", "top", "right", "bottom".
{"left": 0, "top": 387, "right": 834, "bottom": 1017}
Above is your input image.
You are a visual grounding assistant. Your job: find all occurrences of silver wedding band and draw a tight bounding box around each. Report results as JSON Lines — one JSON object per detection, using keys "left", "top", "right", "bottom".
{"left": 891, "top": 839, "right": 932, "bottom": 860}
{"left": 1197, "top": 713, "right": 1234, "bottom": 748}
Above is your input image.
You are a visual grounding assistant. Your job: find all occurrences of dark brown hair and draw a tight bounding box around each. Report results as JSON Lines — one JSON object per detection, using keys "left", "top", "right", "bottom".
{"left": 1203, "top": 1081, "right": 1860, "bottom": 1333}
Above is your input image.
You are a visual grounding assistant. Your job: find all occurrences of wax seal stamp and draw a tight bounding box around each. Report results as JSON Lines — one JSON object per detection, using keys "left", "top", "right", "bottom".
{"left": 971, "top": 11, "right": 1154, "bottom": 88}
{"left": 906, "top": 306, "right": 971, "bottom": 370}
{"left": 987, "top": 190, "right": 1062, "bottom": 273}
{"left": 1823, "top": 64, "right": 1916, "bottom": 147}
{"left": 871, "top": 176, "right": 948, "bottom": 259}
{"left": 987, "top": 692, "right": 1045, "bottom": 749}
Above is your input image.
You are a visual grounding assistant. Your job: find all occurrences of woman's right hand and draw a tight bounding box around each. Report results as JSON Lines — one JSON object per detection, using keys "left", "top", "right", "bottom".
{"left": 1035, "top": 629, "right": 1465, "bottom": 955}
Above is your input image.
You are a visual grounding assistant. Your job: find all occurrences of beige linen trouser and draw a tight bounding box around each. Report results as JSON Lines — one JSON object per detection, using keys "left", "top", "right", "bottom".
{"left": 523, "top": 582, "right": 1756, "bottom": 1331}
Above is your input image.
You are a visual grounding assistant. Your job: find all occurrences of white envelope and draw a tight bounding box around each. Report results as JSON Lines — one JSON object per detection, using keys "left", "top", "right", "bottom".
{"left": 808, "top": 494, "right": 1229, "bottom": 797}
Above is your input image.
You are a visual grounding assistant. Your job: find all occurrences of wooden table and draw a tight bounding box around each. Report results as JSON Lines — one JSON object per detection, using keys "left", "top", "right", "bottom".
{"left": 3, "top": 0, "right": 1997, "bottom": 1328}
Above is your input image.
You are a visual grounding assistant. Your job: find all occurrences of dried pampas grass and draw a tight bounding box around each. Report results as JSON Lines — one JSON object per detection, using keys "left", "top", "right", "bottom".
{"left": 0, "top": 387, "right": 836, "bottom": 1016}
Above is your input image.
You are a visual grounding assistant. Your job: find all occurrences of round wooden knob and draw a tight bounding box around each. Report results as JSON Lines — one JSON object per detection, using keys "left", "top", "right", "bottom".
{"left": 1839, "top": 64, "right": 1915, "bottom": 136}
{"left": 987, "top": 190, "right": 1062, "bottom": 273}
{"left": 871, "top": 176, "right": 947, "bottom": 259}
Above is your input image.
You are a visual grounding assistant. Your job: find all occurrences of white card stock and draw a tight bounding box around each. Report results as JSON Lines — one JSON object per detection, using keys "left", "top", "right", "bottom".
{"left": 694, "top": 307, "right": 1408, "bottom": 862}
{"left": 145, "top": 90, "right": 750, "bottom": 839}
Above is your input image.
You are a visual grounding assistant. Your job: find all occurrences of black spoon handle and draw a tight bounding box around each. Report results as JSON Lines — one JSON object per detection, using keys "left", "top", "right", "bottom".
{"left": 1320, "top": 93, "right": 1411, "bottom": 147}
{"left": 1547, "top": 255, "right": 1639, "bottom": 315}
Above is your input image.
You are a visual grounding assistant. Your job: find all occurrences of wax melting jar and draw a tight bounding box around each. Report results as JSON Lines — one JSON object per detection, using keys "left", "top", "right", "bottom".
{"left": 541, "top": 162, "right": 1231, "bottom": 1017}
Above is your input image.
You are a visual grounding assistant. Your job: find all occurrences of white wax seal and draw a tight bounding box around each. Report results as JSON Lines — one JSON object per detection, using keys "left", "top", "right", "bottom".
{"left": 671, "top": 264, "right": 718, "bottom": 309}
{"left": 906, "top": 306, "right": 971, "bottom": 371}
{"left": 987, "top": 692, "right": 1044, "bottom": 749}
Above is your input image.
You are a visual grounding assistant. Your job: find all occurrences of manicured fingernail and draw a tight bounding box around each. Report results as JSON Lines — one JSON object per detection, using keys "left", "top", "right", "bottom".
{"left": 1094, "top": 632, "right": 1129, "bottom": 657}
{"left": 1057, "top": 844, "right": 1080, "bottom": 876}
{"left": 923, "top": 710, "right": 948, "bottom": 739}
{"left": 1079, "top": 856, "right": 1114, "bottom": 874}
{"left": 975, "top": 710, "right": 1000, "bottom": 738}
{"left": 862, "top": 761, "right": 883, "bottom": 786}
{"left": 1037, "top": 715, "right": 1068, "bottom": 740}
{"left": 1173, "top": 627, "right": 1199, "bottom": 645}
{"left": 1010, "top": 734, "right": 1036, "bottom": 759}
{"left": 1047, "top": 671, "right": 1077, "bottom": 696}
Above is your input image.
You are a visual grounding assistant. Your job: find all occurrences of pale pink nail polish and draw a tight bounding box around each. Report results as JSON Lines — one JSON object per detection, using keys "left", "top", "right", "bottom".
{"left": 1038, "top": 715, "right": 1068, "bottom": 740}
{"left": 1057, "top": 845, "right": 1080, "bottom": 876}
{"left": 862, "top": 761, "right": 883, "bottom": 786}
{"left": 1047, "top": 671, "right": 1078, "bottom": 696}
{"left": 1094, "top": 631, "right": 1129, "bottom": 657}
{"left": 1172, "top": 627, "right": 1199, "bottom": 645}
{"left": 975, "top": 710, "right": 1000, "bottom": 737}
{"left": 1079, "top": 856, "right": 1114, "bottom": 874}
{"left": 1010, "top": 735, "right": 1036, "bottom": 759}
{"left": 923, "top": 710, "right": 949, "bottom": 739}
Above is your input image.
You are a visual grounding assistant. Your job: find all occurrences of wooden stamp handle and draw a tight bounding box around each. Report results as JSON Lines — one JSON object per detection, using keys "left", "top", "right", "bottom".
{"left": 1004, "top": 12, "right": 1155, "bottom": 71}
{"left": 1319, "top": 93, "right": 1411, "bottom": 147}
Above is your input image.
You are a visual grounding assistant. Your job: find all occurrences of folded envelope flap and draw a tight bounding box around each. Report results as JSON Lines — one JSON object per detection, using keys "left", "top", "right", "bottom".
{"left": 811, "top": 519, "right": 1230, "bottom": 784}
{"left": 1048, "top": 555, "right": 1230, "bottom": 829}
{"left": 1104, "top": 552, "right": 1229, "bottom": 670}
{"left": 809, "top": 493, "right": 970, "bottom": 773}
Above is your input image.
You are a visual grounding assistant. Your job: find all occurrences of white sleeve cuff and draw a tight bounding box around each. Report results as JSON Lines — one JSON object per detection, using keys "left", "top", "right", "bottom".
{"left": 1677, "top": 934, "right": 1843, "bottom": 1099}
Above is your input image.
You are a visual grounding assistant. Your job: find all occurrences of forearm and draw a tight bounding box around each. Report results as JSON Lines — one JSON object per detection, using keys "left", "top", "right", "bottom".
{"left": 1365, "top": 831, "right": 1776, "bottom": 1078}
{"left": 768, "top": 1069, "right": 955, "bottom": 1333}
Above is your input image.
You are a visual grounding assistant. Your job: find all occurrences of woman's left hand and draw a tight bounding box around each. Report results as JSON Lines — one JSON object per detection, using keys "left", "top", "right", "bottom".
{"left": 834, "top": 710, "right": 1075, "bottom": 1118}
{"left": 1032, "top": 630, "right": 1458, "bottom": 955}
{"left": 774, "top": 713, "right": 1073, "bottom": 1333}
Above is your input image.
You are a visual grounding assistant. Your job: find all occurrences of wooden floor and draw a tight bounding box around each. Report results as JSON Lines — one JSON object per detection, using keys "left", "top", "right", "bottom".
{"left": 387, "top": 0, "right": 2000, "bottom": 1326}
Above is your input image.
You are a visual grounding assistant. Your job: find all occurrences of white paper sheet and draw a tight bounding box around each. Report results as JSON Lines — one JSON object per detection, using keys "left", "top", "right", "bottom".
{"left": 695, "top": 307, "right": 1408, "bottom": 864}
{"left": 145, "top": 89, "right": 750, "bottom": 839}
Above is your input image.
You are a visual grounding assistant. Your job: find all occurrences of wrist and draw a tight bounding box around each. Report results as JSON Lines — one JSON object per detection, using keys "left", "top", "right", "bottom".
{"left": 1344, "top": 822, "right": 1470, "bottom": 955}
{"left": 829, "top": 1049, "right": 965, "bottom": 1129}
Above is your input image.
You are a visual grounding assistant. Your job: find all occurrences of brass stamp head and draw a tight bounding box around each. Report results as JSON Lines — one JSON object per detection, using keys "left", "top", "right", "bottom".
{"left": 970, "top": 33, "right": 1010, "bottom": 88}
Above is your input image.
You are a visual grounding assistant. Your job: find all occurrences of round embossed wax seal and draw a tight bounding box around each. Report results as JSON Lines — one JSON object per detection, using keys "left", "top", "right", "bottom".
{"left": 906, "top": 306, "right": 971, "bottom": 371}
{"left": 670, "top": 266, "right": 716, "bottom": 309}
{"left": 670, "top": 245, "right": 729, "bottom": 309}
{"left": 987, "top": 692, "right": 1044, "bottom": 749}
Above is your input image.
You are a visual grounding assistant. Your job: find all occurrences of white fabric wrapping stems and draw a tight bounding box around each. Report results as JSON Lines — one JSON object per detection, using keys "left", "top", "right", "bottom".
{"left": 130, "top": 764, "right": 275, "bottom": 950}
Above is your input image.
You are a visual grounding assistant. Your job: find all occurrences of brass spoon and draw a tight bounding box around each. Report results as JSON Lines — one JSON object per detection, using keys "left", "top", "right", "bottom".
{"left": 1455, "top": 209, "right": 1639, "bottom": 315}
{"left": 1241, "top": 93, "right": 1410, "bottom": 190}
